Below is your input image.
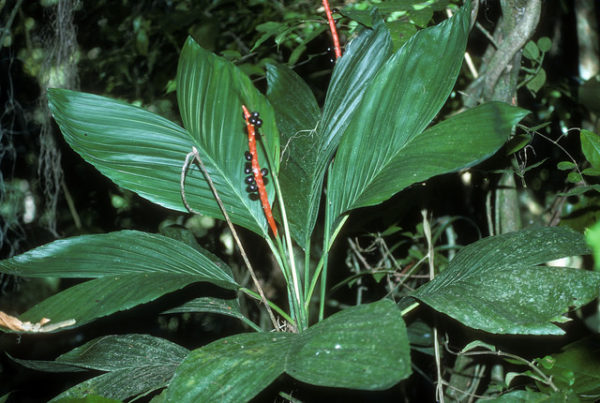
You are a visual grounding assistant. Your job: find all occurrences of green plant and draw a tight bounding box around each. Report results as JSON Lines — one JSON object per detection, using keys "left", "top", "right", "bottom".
{"left": 2, "top": 3, "right": 600, "bottom": 401}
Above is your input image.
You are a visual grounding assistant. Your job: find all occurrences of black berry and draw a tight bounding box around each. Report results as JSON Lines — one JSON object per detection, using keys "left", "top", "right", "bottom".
{"left": 247, "top": 184, "right": 258, "bottom": 192}
{"left": 260, "top": 168, "right": 268, "bottom": 177}
{"left": 244, "top": 175, "right": 256, "bottom": 185}
{"left": 244, "top": 163, "right": 252, "bottom": 174}
{"left": 251, "top": 111, "right": 260, "bottom": 118}
{"left": 249, "top": 193, "right": 260, "bottom": 201}
{"left": 254, "top": 118, "right": 262, "bottom": 128}
{"left": 245, "top": 151, "right": 252, "bottom": 161}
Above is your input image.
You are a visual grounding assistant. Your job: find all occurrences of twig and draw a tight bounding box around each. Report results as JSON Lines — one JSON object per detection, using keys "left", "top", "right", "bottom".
{"left": 322, "top": 0, "right": 342, "bottom": 59}
{"left": 483, "top": 0, "right": 541, "bottom": 98}
{"left": 60, "top": 176, "right": 81, "bottom": 229}
{"left": 423, "top": 209, "right": 445, "bottom": 403}
{"left": 0, "top": 0, "right": 25, "bottom": 49}
{"left": 182, "top": 147, "right": 279, "bottom": 330}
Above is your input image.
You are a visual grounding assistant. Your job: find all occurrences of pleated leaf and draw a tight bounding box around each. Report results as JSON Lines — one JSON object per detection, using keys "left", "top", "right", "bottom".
{"left": 177, "top": 36, "right": 280, "bottom": 237}
{"left": 327, "top": 4, "right": 470, "bottom": 231}
{"left": 162, "top": 296, "right": 261, "bottom": 331}
{"left": 167, "top": 300, "right": 410, "bottom": 402}
{"left": 266, "top": 63, "right": 321, "bottom": 246}
{"left": 48, "top": 37, "right": 280, "bottom": 237}
{"left": 413, "top": 227, "right": 600, "bottom": 335}
{"left": 266, "top": 22, "right": 392, "bottom": 246}
{"left": 0, "top": 231, "right": 237, "bottom": 330}
{"left": 47, "top": 89, "right": 199, "bottom": 215}
{"left": 353, "top": 102, "right": 529, "bottom": 208}
{"left": 43, "top": 335, "right": 188, "bottom": 401}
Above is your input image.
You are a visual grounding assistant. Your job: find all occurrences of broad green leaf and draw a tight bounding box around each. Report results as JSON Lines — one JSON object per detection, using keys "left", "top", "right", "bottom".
{"left": 354, "top": 103, "right": 527, "bottom": 209}
{"left": 20, "top": 273, "right": 205, "bottom": 328}
{"left": 167, "top": 300, "right": 410, "bottom": 402}
{"left": 0, "top": 231, "right": 237, "bottom": 329}
{"left": 162, "top": 297, "right": 261, "bottom": 332}
{"left": 581, "top": 129, "right": 600, "bottom": 169}
{"left": 320, "top": 19, "right": 393, "bottom": 175}
{"left": 48, "top": 35, "right": 280, "bottom": 237}
{"left": 168, "top": 332, "right": 290, "bottom": 402}
{"left": 326, "top": 4, "right": 471, "bottom": 231}
{"left": 177, "top": 36, "right": 280, "bottom": 237}
{"left": 0, "top": 231, "right": 235, "bottom": 284}
{"left": 56, "top": 334, "right": 188, "bottom": 371}
{"left": 266, "top": 63, "right": 321, "bottom": 245}
{"left": 17, "top": 334, "right": 187, "bottom": 401}
{"left": 51, "top": 369, "right": 166, "bottom": 402}
{"left": 567, "top": 171, "right": 583, "bottom": 183}
{"left": 413, "top": 227, "right": 600, "bottom": 335}
{"left": 286, "top": 299, "right": 411, "bottom": 389}
{"left": 47, "top": 89, "right": 200, "bottom": 217}
{"left": 267, "top": 20, "right": 393, "bottom": 245}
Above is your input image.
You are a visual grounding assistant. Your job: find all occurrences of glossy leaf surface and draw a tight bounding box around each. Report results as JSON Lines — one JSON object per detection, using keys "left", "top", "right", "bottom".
{"left": 267, "top": 22, "right": 392, "bottom": 245}
{"left": 0, "top": 231, "right": 237, "bottom": 329}
{"left": 48, "top": 36, "right": 280, "bottom": 236}
{"left": 413, "top": 227, "right": 600, "bottom": 335}
{"left": 353, "top": 103, "right": 529, "bottom": 208}
{"left": 177, "top": 36, "right": 280, "bottom": 236}
{"left": 266, "top": 63, "right": 321, "bottom": 246}
{"left": 327, "top": 4, "right": 471, "bottom": 231}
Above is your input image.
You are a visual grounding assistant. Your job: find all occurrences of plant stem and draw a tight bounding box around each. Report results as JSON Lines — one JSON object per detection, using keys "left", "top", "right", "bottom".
{"left": 241, "top": 288, "right": 294, "bottom": 327}
{"left": 258, "top": 128, "right": 307, "bottom": 330}
{"left": 322, "top": 0, "right": 342, "bottom": 59}
{"left": 423, "top": 209, "right": 445, "bottom": 403}
{"left": 304, "top": 214, "right": 348, "bottom": 314}
{"left": 186, "top": 147, "right": 279, "bottom": 330}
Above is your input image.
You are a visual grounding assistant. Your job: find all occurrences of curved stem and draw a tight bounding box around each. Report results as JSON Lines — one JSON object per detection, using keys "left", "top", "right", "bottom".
{"left": 186, "top": 147, "right": 279, "bottom": 330}
{"left": 305, "top": 215, "right": 348, "bottom": 313}
{"left": 322, "top": 0, "right": 342, "bottom": 59}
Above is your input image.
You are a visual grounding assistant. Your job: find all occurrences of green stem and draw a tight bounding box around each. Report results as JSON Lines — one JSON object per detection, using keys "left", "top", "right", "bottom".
{"left": 241, "top": 287, "right": 294, "bottom": 326}
{"left": 259, "top": 134, "right": 306, "bottom": 330}
{"left": 304, "top": 215, "right": 348, "bottom": 314}
{"left": 303, "top": 241, "right": 311, "bottom": 303}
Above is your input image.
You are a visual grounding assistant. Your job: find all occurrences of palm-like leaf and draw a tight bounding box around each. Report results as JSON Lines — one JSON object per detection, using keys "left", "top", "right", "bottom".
{"left": 326, "top": 4, "right": 472, "bottom": 233}
{"left": 266, "top": 20, "right": 392, "bottom": 246}
{"left": 0, "top": 231, "right": 237, "bottom": 330}
{"left": 48, "top": 36, "right": 280, "bottom": 237}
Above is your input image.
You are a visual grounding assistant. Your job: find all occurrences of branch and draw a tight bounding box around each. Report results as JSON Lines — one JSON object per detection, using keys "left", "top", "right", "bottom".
{"left": 483, "top": 0, "right": 542, "bottom": 99}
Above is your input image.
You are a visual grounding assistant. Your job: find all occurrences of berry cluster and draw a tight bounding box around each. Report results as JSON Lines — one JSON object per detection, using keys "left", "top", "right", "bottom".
{"left": 243, "top": 112, "right": 268, "bottom": 200}
{"left": 247, "top": 111, "right": 262, "bottom": 128}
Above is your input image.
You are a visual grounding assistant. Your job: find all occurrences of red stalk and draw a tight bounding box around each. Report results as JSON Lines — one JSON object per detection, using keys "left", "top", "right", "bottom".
{"left": 322, "top": 0, "right": 342, "bottom": 59}
{"left": 242, "top": 105, "right": 278, "bottom": 236}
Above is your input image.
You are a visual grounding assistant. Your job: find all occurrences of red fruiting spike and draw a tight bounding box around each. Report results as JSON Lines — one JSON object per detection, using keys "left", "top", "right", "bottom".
{"left": 322, "top": 0, "right": 342, "bottom": 60}
{"left": 241, "top": 105, "right": 278, "bottom": 236}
